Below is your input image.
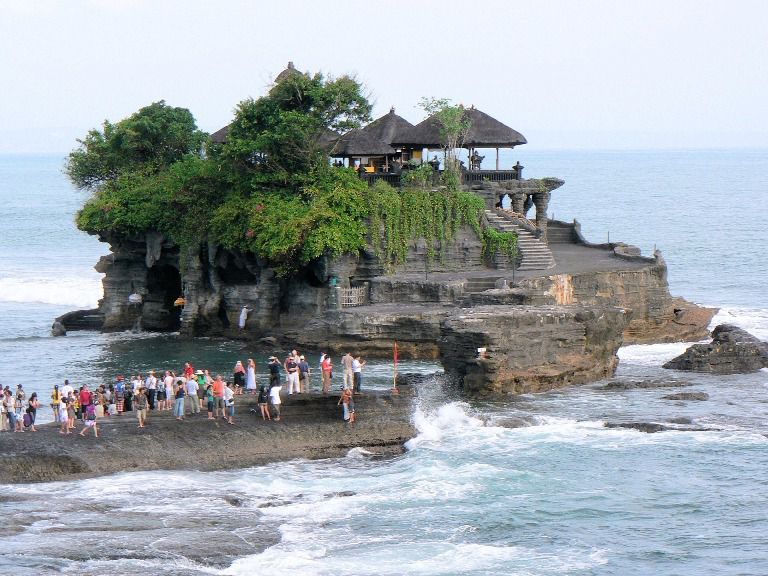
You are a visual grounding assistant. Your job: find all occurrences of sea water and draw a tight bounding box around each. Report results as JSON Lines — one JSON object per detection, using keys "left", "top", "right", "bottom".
{"left": 0, "top": 151, "right": 767, "bottom": 575}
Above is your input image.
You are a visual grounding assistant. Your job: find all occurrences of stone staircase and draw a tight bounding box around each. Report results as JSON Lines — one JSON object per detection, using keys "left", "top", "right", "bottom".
{"left": 484, "top": 210, "right": 555, "bottom": 270}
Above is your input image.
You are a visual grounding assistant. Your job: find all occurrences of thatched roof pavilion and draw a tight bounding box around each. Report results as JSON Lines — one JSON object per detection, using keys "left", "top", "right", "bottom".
{"left": 330, "top": 129, "right": 396, "bottom": 157}
{"left": 361, "top": 107, "right": 414, "bottom": 146}
{"left": 395, "top": 106, "right": 526, "bottom": 169}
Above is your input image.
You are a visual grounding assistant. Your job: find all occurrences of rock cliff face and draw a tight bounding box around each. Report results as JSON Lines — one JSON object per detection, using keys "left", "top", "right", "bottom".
{"left": 663, "top": 324, "right": 768, "bottom": 374}
{"left": 439, "top": 305, "right": 629, "bottom": 395}
{"left": 63, "top": 180, "right": 716, "bottom": 397}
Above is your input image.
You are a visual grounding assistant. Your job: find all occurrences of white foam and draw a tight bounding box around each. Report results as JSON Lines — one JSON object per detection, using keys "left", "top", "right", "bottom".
{"left": 0, "top": 274, "right": 102, "bottom": 307}
{"left": 617, "top": 341, "right": 695, "bottom": 366}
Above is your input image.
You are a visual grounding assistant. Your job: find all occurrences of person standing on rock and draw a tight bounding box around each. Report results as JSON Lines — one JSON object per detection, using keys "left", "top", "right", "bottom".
{"left": 115, "top": 376, "right": 126, "bottom": 414}
{"left": 134, "top": 386, "right": 148, "bottom": 428}
{"left": 174, "top": 380, "right": 186, "bottom": 420}
{"left": 245, "top": 358, "right": 257, "bottom": 395}
{"left": 224, "top": 382, "right": 235, "bottom": 424}
{"left": 321, "top": 354, "right": 333, "bottom": 394}
{"left": 257, "top": 382, "right": 271, "bottom": 421}
{"left": 285, "top": 354, "right": 300, "bottom": 395}
{"left": 298, "top": 355, "right": 310, "bottom": 393}
{"left": 352, "top": 356, "right": 366, "bottom": 393}
{"left": 268, "top": 356, "right": 281, "bottom": 388}
{"left": 212, "top": 374, "right": 226, "bottom": 419}
{"left": 186, "top": 373, "right": 201, "bottom": 415}
{"left": 269, "top": 376, "right": 282, "bottom": 422}
{"left": 341, "top": 352, "right": 354, "bottom": 390}
{"left": 233, "top": 361, "right": 246, "bottom": 395}
{"left": 145, "top": 371, "right": 158, "bottom": 410}
{"left": 162, "top": 371, "right": 174, "bottom": 411}
{"left": 50, "top": 385, "right": 61, "bottom": 424}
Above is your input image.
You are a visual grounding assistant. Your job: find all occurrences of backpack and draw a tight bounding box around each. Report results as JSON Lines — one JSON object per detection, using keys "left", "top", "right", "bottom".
{"left": 23, "top": 413, "right": 32, "bottom": 428}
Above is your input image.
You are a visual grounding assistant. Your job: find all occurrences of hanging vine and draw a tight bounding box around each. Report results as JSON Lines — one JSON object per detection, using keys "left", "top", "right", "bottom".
{"left": 482, "top": 227, "right": 518, "bottom": 264}
{"left": 366, "top": 181, "right": 485, "bottom": 271}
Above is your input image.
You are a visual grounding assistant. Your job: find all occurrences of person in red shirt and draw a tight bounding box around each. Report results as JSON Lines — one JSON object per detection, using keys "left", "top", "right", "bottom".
{"left": 212, "top": 375, "right": 226, "bottom": 419}
{"left": 321, "top": 355, "right": 333, "bottom": 394}
{"left": 79, "top": 385, "right": 92, "bottom": 412}
{"left": 182, "top": 362, "right": 194, "bottom": 379}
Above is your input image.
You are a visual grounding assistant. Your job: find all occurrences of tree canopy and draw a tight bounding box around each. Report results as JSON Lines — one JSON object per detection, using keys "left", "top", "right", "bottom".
{"left": 65, "top": 101, "right": 206, "bottom": 190}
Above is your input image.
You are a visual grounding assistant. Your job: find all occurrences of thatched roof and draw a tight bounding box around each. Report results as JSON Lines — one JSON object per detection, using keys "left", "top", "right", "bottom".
{"left": 396, "top": 106, "right": 527, "bottom": 148}
{"left": 361, "top": 107, "right": 414, "bottom": 146}
{"left": 210, "top": 125, "right": 230, "bottom": 145}
{"left": 274, "top": 61, "right": 303, "bottom": 84}
{"left": 330, "top": 129, "right": 395, "bottom": 157}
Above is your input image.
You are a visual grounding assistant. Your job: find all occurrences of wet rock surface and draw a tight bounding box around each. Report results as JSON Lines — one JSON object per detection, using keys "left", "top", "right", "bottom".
{"left": 661, "top": 391, "right": 710, "bottom": 401}
{"left": 0, "top": 391, "right": 415, "bottom": 484}
{"left": 663, "top": 324, "right": 768, "bottom": 374}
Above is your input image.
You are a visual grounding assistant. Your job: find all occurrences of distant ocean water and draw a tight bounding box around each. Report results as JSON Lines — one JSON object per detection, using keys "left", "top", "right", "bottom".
{"left": 1, "top": 151, "right": 767, "bottom": 575}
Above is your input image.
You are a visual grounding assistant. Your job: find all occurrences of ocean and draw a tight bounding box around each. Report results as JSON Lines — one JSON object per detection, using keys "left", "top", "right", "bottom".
{"left": 1, "top": 150, "right": 766, "bottom": 575}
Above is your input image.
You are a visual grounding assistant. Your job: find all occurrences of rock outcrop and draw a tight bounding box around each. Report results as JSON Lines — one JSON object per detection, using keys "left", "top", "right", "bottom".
{"left": 439, "top": 304, "right": 629, "bottom": 395}
{"left": 663, "top": 324, "right": 768, "bottom": 374}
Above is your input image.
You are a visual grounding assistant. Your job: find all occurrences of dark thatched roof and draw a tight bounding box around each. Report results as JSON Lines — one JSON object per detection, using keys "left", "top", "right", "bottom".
{"left": 273, "top": 61, "right": 303, "bottom": 84}
{"left": 210, "top": 125, "right": 230, "bottom": 145}
{"left": 395, "top": 106, "right": 527, "bottom": 148}
{"left": 360, "top": 107, "right": 414, "bottom": 146}
{"left": 330, "top": 129, "right": 395, "bottom": 157}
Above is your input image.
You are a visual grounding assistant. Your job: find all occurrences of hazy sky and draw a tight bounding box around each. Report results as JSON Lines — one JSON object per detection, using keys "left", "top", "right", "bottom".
{"left": 2, "top": 0, "right": 767, "bottom": 153}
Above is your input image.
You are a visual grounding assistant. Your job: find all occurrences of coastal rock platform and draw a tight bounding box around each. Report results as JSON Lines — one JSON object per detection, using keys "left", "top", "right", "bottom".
{"left": 0, "top": 390, "right": 414, "bottom": 484}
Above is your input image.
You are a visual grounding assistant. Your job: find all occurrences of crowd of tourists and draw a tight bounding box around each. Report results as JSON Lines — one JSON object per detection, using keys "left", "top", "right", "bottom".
{"left": 0, "top": 351, "right": 366, "bottom": 435}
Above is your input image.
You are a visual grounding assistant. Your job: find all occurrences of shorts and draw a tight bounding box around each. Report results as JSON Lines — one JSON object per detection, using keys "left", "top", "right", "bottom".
{"left": 85, "top": 420, "right": 96, "bottom": 427}
{"left": 207, "top": 401, "right": 214, "bottom": 413}
{"left": 226, "top": 405, "right": 234, "bottom": 417}
{"left": 214, "top": 397, "right": 224, "bottom": 409}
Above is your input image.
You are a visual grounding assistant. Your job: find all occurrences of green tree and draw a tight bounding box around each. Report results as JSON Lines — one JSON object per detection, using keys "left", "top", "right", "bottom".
{"left": 65, "top": 101, "right": 206, "bottom": 190}
{"left": 418, "top": 97, "right": 471, "bottom": 188}
{"left": 220, "top": 72, "right": 371, "bottom": 189}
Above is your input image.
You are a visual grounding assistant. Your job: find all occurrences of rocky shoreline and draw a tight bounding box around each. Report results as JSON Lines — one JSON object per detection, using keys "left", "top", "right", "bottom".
{"left": 0, "top": 389, "right": 415, "bottom": 484}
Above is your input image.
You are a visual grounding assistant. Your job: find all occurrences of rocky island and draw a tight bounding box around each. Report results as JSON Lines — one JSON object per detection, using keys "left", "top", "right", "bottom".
{"left": 57, "top": 62, "right": 715, "bottom": 398}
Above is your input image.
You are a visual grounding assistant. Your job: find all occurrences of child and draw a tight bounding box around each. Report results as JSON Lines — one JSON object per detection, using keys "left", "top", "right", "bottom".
{"left": 338, "top": 387, "right": 355, "bottom": 423}
{"left": 79, "top": 403, "right": 99, "bottom": 438}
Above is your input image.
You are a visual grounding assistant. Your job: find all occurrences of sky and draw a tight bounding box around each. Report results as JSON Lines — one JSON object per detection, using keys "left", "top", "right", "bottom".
{"left": 1, "top": 0, "right": 767, "bottom": 154}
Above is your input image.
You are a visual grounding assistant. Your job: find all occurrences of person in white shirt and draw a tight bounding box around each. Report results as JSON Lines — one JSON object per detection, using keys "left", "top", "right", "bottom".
{"left": 223, "top": 383, "right": 235, "bottom": 424}
{"left": 163, "top": 372, "right": 175, "bottom": 411}
{"left": 185, "top": 376, "right": 200, "bottom": 414}
{"left": 145, "top": 371, "right": 158, "bottom": 410}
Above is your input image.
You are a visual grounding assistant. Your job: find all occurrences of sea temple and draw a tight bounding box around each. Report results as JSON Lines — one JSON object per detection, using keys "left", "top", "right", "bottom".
{"left": 59, "top": 62, "right": 716, "bottom": 396}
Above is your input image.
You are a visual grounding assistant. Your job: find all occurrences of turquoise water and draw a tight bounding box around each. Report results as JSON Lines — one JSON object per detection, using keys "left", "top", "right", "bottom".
{"left": 1, "top": 152, "right": 767, "bottom": 575}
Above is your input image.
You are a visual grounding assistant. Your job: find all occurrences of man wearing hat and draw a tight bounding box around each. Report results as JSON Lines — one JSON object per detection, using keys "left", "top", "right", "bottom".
{"left": 145, "top": 370, "right": 158, "bottom": 410}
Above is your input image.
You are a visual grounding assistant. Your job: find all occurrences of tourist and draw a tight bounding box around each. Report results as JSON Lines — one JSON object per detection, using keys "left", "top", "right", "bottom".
{"left": 182, "top": 362, "right": 194, "bottom": 380}
{"left": 246, "top": 358, "right": 257, "bottom": 394}
{"left": 155, "top": 373, "right": 166, "bottom": 411}
{"left": 285, "top": 353, "right": 300, "bottom": 395}
{"left": 106, "top": 384, "right": 117, "bottom": 415}
{"left": 352, "top": 355, "right": 366, "bottom": 393}
{"left": 269, "top": 377, "right": 282, "bottom": 422}
{"left": 66, "top": 391, "right": 77, "bottom": 432}
{"left": 3, "top": 389, "right": 15, "bottom": 431}
{"left": 78, "top": 384, "right": 91, "bottom": 415}
{"left": 79, "top": 403, "right": 99, "bottom": 438}
{"left": 94, "top": 387, "right": 105, "bottom": 418}
{"left": 212, "top": 374, "right": 226, "bottom": 419}
{"left": 173, "top": 380, "right": 186, "bottom": 420}
{"left": 14, "top": 385, "right": 25, "bottom": 432}
{"left": 224, "top": 382, "right": 235, "bottom": 424}
{"left": 204, "top": 384, "right": 215, "bottom": 420}
{"left": 186, "top": 373, "right": 200, "bottom": 414}
{"left": 50, "top": 384, "right": 61, "bottom": 423}
{"left": 26, "top": 392, "right": 39, "bottom": 431}
{"left": 268, "top": 356, "right": 281, "bottom": 388}
{"left": 115, "top": 376, "right": 125, "bottom": 414}
{"left": 233, "top": 361, "right": 246, "bottom": 395}
{"left": 298, "top": 355, "right": 310, "bottom": 393}
{"left": 321, "top": 354, "right": 333, "bottom": 394}
{"left": 164, "top": 371, "right": 175, "bottom": 410}
{"left": 145, "top": 371, "right": 158, "bottom": 410}
{"left": 134, "top": 386, "right": 148, "bottom": 428}
{"left": 338, "top": 387, "right": 355, "bottom": 423}
{"left": 195, "top": 370, "right": 208, "bottom": 412}
{"left": 124, "top": 380, "right": 134, "bottom": 412}
{"left": 57, "top": 393, "right": 69, "bottom": 434}
{"left": 257, "top": 382, "right": 270, "bottom": 421}
{"left": 341, "top": 352, "right": 354, "bottom": 390}
{"left": 0, "top": 390, "right": 8, "bottom": 432}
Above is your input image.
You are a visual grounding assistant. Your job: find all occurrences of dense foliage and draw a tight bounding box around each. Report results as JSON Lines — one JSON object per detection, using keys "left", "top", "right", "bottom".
{"left": 71, "top": 74, "right": 492, "bottom": 277}
{"left": 482, "top": 227, "right": 519, "bottom": 264}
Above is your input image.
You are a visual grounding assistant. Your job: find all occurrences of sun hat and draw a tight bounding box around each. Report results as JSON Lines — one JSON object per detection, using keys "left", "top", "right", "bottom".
{"left": 195, "top": 370, "right": 204, "bottom": 375}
